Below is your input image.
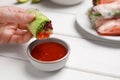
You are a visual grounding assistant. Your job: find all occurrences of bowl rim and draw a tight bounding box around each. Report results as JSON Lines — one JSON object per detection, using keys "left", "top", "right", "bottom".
{"left": 27, "top": 37, "right": 70, "bottom": 64}
{"left": 50, "top": 0, "right": 83, "bottom": 5}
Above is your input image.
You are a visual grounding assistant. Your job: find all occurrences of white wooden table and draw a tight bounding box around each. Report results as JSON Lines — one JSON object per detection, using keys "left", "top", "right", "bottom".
{"left": 0, "top": 0, "right": 120, "bottom": 80}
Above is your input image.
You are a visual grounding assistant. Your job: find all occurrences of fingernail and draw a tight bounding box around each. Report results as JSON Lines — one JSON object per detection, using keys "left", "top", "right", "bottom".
{"left": 25, "top": 14, "right": 35, "bottom": 23}
{"left": 28, "top": 14, "right": 35, "bottom": 20}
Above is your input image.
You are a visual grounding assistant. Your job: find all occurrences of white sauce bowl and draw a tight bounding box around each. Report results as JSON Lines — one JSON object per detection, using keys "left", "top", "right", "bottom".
{"left": 27, "top": 38, "right": 70, "bottom": 71}
{"left": 50, "top": 0, "right": 83, "bottom": 5}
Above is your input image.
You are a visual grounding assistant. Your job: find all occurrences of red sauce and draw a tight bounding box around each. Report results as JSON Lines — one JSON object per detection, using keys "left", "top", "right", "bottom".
{"left": 31, "top": 42, "right": 67, "bottom": 61}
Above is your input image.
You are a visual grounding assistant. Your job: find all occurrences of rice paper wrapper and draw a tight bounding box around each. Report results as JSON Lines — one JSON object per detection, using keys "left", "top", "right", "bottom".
{"left": 28, "top": 10, "right": 51, "bottom": 38}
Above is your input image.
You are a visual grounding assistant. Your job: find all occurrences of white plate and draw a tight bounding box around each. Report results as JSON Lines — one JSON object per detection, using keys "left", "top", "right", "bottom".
{"left": 76, "top": 9, "right": 120, "bottom": 41}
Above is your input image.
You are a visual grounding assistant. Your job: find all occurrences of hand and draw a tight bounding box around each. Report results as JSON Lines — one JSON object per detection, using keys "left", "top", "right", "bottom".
{"left": 0, "top": 6, "right": 35, "bottom": 44}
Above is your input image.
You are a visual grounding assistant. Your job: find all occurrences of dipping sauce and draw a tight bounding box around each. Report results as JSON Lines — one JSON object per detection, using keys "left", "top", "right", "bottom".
{"left": 31, "top": 42, "right": 67, "bottom": 61}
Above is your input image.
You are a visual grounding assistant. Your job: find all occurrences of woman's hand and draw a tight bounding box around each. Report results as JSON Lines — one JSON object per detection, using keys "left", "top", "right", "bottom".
{"left": 0, "top": 6, "right": 35, "bottom": 44}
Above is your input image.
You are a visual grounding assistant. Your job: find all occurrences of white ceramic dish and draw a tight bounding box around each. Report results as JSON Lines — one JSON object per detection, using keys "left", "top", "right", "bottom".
{"left": 76, "top": 10, "right": 120, "bottom": 41}
{"left": 50, "top": 0, "right": 83, "bottom": 5}
{"left": 27, "top": 38, "right": 70, "bottom": 71}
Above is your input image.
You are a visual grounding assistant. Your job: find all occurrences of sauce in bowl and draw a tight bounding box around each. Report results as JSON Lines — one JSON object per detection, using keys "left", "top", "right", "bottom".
{"left": 31, "top": 42, "right": 67, "bottom": 61}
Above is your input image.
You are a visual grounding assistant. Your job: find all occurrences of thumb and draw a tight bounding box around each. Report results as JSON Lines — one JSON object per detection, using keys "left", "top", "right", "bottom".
{"left": 16, "top": 13, "right": 35, "bottom": 24}
{"left": 0, "top": 12, "right": 35, "bottom": 24}
{"left": 0, "top": 6, "right": 35, "bottom": 24}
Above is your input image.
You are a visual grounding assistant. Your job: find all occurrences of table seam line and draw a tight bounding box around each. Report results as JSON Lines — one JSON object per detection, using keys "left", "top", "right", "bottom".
{"left": 65, "top": 66, "right": 120, "bottom": 79}
{"left": 0, "top": 55, "right": 120, "bottom": 79}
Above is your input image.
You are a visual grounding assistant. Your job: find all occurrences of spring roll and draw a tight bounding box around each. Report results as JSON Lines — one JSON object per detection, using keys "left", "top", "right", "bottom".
{"left": 28, "top": 10, "right": 53, "bottom": 39}
{"left": 89, "top": 0, "right": 120, "bottom": 36}
{"left": 93, "top": 0, "right": 116, "bottom": 6}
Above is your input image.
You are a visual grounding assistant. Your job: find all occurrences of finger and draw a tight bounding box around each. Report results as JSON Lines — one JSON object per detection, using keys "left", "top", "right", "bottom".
{"left": 21, "top": 31, "right": 33, "bottom": 43}
{"left": 9, "top": 31, "right": 33, "bottom": 44}
{"left": 12, "top": 6, "right": 27, "bottom": 13}
{"left": 9, "top": 35, "right": 21, "bottom": 44}
{"left": 14, "top": 28, "right": 25, "bottom": 35}
{"left": 0, "top": 24, "right": 5, "bottom": 38}
{"left": 0, "top": 24, "right": 6, "bottom": 44}
{"left": 17, "top": 31, "right": 33, "bottom": 43}
{"left": 1, "top": 6, "right": 26, "bottom": 13}
{"left": 2, "top": 13, "right": 35, "bottom": 24}
{"left": 14, "top": 12, "right": 35, "bottom": 24}
{"left": 0, "top": 23, "right": 16, "bottom": 44}
{"left": 18, "top": 24, "right": 28, "bottom": 30}
{"left": 0, "top": 28, "right": 14, "bottom": 44}
{"left": 0, "top": 6, "right": 35, "bottom": 24}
